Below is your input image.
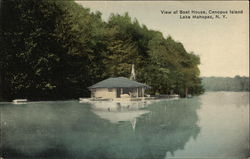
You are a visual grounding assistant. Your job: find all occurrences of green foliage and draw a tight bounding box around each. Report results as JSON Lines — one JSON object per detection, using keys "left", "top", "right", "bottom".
{"left": 202, "top": 76, "right": 249, "bottom": 92}
{"left": 0, "top": 0, "right": 204, "bottom": 100}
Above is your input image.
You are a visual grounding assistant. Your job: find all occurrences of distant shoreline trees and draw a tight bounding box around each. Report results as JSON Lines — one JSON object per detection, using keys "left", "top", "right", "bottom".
{"left": 202, "top": 76, "right": 249, "bottom": 92}
{"left": 0, "top": 0, "right": 204, "bottom": 101}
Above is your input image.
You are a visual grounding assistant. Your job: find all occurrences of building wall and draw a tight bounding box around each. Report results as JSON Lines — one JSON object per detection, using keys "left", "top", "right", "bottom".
{"left": 92, "top": 88, "right": 117, "bottom": 99}
{"left": 123, "top": 88, "right": 145, "bottom": 97}
{"left": 91, "top": 87, "right": 146, "bottom": 99}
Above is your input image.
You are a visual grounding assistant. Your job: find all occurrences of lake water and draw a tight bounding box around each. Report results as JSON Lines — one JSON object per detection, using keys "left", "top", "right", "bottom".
{"left": 0, "top": 92, "right": 249, "bottom": 159}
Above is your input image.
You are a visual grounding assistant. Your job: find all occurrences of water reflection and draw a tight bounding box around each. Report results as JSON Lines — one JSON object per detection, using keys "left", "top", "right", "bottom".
{"left": 90, "top": 101, "right": 150, "bottom": 129}
{"left": 136, "top": 99, "right": 201, "bottom": 159}
{"left": 0, "top": 98, "right": 201, "bottom": 159}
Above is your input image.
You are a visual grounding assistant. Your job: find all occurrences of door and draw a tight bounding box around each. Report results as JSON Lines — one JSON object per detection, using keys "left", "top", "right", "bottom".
{"left": 116, "top": 88, "right": 121, "bottom": 98}
{"left": 138, "top": 88, "right": 142, "bottom": 97}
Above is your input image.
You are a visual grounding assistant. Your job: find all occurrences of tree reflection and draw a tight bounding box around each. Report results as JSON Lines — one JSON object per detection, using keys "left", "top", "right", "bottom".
{"left": 0, "top": 98, "right": 201, "bottom": 159}
{"left": 135, "top": 98, "right": 201, "bottom": 158}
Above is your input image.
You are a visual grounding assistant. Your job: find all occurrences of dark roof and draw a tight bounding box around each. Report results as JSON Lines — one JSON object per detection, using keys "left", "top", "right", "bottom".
{"left": 88, "top": 77, "right": 151, "bottom": 89}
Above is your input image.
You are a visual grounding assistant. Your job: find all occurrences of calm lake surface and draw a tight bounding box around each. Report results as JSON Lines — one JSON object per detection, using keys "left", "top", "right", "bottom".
{"left": 0, "top": 92, "right": 249, "bottom": 159}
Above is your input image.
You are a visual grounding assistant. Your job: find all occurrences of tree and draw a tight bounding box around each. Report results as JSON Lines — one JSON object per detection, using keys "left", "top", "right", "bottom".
{"left": 0, "top": 2, "right": 204, "bottom": 100}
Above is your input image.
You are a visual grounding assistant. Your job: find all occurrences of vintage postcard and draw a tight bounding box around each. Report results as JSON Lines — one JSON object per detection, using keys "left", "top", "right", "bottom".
{"left": 0, "top": 0, "right": 249, "bottom": 159}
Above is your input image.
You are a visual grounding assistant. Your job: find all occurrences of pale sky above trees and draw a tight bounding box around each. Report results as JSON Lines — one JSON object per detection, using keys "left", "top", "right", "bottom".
{"left": 76, "top": 1, "right": 249, "bottom": 77}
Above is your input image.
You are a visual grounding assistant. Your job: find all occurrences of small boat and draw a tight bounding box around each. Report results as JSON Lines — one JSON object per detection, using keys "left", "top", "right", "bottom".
{"left": 79, "top": 98, "right": 91, "bottom": 103}
{"left": 12, "top": 99, "right": 28, "bottom": 104}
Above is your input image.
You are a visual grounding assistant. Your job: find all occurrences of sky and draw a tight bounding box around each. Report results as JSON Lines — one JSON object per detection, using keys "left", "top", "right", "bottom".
{"left": 76, "top": 1, "right": 249, "bottom": 77}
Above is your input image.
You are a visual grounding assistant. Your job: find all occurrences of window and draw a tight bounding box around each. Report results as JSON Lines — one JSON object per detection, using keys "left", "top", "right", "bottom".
{"left": 108, "top": 88, "right": 112, "bottom": 92}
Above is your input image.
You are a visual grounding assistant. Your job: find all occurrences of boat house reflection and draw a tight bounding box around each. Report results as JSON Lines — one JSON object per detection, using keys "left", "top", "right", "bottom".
{"left": 90, "top": 101, "right": 150, "bottom": 130}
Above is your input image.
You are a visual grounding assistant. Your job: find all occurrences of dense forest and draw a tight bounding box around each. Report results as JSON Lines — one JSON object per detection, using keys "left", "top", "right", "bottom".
{"left": 202, "top": 76, "right": 249, "bottom": 92}
{"left": 0, "top": 0, "right": 204, "bottom": 101}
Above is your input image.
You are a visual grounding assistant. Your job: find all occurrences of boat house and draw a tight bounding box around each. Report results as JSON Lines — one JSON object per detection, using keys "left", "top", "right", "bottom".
{"left": 88, "top": 77, "right": 151, "bottom": 100}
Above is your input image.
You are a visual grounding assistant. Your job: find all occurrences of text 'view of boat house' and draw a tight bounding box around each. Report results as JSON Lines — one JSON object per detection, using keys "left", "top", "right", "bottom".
{"left": 88, "top": 77, "right": 151, "bottom": 100}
